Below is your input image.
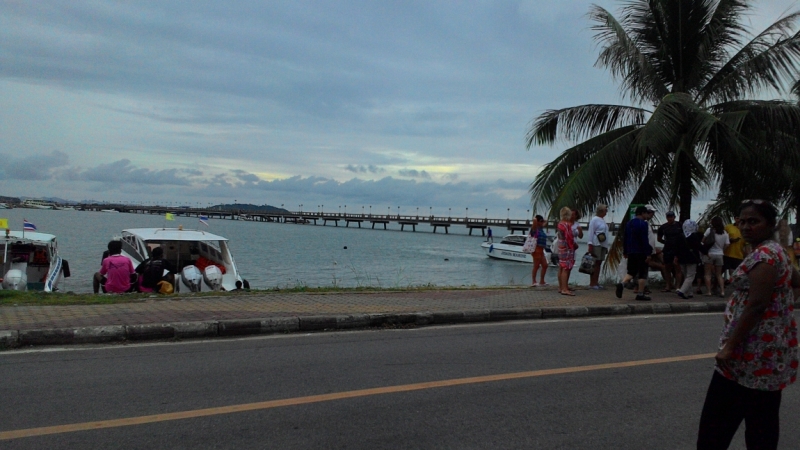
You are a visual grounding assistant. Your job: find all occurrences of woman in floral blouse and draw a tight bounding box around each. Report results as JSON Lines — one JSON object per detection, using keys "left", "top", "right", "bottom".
{"left": 556, "top": 206, "right": 577, "bottom": 296}
{"left": 697, "top": 200, "right": 799, "bottom": 449}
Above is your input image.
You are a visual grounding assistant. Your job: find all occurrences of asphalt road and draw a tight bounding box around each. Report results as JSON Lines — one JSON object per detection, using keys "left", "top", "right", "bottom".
{"left": 1, "top": 314, "right": 798, "bottom": 449}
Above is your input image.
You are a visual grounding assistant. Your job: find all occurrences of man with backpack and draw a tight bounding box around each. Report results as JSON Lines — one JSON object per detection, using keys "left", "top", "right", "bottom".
{"left": 135, "top": 247, "right": 175, "bottom": 293}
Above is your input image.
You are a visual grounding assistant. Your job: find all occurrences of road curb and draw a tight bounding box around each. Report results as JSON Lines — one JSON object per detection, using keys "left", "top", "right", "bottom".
{"left": 0, "top": 301, "right": 727, "bottom": 349}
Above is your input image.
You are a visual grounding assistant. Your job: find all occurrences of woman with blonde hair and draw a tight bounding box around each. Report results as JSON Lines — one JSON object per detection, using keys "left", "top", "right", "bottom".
{"left": 557, "top": 206, "right": 577, "bottom": 295}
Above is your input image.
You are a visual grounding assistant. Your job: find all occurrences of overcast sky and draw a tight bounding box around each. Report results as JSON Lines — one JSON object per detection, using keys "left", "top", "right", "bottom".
{"left": 1, "top": 0, "right": 797, "bottom": 218}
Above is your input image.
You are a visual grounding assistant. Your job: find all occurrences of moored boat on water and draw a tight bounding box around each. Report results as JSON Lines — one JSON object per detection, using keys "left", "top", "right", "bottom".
{"left": 21, "top": 199, "right": 55, "bottom": 209}
{"left": 481, "top": 234, "right": 558, "bottom": 265}
{"left": 1, "top": 230, "right": 70, "bottom": 291}
{"left": 117, "top": 227, "right": 248, "bottom": 292}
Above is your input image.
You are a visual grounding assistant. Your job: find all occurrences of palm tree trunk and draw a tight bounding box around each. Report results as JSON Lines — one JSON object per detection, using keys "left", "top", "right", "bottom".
{"left": 678, "top": 152, "right": 693, "bottom": 222}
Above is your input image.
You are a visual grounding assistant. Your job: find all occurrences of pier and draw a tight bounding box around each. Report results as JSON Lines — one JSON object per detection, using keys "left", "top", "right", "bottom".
{"left": 74, "top": 203, "right": 545, "bottom": 234}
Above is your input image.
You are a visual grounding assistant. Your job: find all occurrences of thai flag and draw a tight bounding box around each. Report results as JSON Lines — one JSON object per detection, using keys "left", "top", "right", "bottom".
{"left": 23, "top": 219, "right": 37, "bottom": 231}
{"left": 199, "top": 215, "right": 209, "bottom": 227}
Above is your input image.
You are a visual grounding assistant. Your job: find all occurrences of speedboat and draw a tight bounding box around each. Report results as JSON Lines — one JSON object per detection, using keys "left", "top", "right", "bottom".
{"left": 118, "top": 227, "right": 248, "bottom": 292}
{"left": 481, "top": 234, "right": 557, "bottom": 265}
{"left": 1, "top": 230, "right": 70, "bottom": 291}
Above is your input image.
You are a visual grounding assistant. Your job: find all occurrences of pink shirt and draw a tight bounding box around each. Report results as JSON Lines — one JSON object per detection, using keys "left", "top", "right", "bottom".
{"left": 100, "top": 254, "right": 135, "bottom": 293}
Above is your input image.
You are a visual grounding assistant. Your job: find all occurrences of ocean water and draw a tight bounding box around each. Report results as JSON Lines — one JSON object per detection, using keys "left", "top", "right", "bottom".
{"left": 0, "top": 208, "right": 591, "bottom": 292}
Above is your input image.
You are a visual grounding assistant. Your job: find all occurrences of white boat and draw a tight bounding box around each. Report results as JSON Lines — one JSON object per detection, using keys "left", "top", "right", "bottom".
{"left": 54, "top": 205, "right": 76, "bottom": 211}
{"left": 100, "top": 209, "right": 120, "bottom": 213}
{"left": 21, "top": 199, "right": 54, "bottom": 209}
{"left": 1, "top": 230, "right": 70, "bottom": 292}
{"left": 481, "top": 234, "right": 557, "bottom": 265}
{"left": 118, "top": 228, "right": 248, "bottom": 292}
{"left": 0, "top": 203, "right": 8, "bottom": 209}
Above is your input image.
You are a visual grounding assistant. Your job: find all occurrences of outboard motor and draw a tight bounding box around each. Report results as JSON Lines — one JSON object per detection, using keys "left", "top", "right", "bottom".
{"left": 203, "top": 265, "right": 223, "bottom": 291}
{"left": 181, "top": 265, "right": 203, "bottom": 292}
{"left": 2, "top": 269, "right": 27, "bottom": 291}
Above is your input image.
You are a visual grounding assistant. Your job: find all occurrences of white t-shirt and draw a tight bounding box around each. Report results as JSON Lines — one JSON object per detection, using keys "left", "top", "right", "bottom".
{"left": 704, "top": 228, "right": 730, "bottom": 256}
{"left": 571, "top": 222, "right": 582, "bottom": 239}
{"left": 587, "top": 216, "right": 609, "bottom": 248}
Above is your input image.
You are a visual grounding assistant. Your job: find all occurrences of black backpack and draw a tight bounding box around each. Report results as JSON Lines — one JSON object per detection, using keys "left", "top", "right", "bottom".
{"left": 141, "top": 259, "right": 167, "bottom": 289}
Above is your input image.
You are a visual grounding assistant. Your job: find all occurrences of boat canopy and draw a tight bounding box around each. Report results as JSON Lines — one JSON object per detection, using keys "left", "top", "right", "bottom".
{"left": 121, "top": 228, "right": 229, "bottom": 242}
{"left": 2, "top": 231, "right": 57, "bottom": 246}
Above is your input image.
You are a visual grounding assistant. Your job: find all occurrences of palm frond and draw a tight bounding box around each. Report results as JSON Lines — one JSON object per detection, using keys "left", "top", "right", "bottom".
{"left": 589, "top": 5, "right": 670, "bottom": 103}
{"left": 700, "top": 12, "right": 800, "bottom": 104}
{"left": 529, "top": 125, "right": 644, "bottom": 217}
{"left": 713, "top": 100, "right": 800, "bottom": 150}
{"left": 691, "top": 0, "right": 751, "bottom": 89}
{"left": 525, "top": 104, "right": 648, "bottom": 147}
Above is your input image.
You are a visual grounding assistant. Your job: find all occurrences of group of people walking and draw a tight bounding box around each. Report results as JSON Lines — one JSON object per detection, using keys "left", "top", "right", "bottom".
{"left": 525, "top": 204, "right": 612, "bottom": 296}
{"left": 528, "top": 200, "right": 798, "bottom": 447}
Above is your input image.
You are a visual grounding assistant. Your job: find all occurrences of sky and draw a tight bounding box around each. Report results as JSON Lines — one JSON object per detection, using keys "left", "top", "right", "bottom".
{"left": 1, "top": 0, "right": 798, "bottom": 219}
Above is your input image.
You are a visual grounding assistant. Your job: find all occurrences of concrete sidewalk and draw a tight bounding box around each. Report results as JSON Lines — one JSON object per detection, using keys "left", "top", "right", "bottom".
{"left": 0, "top": 286, "right": 726, "bottom": 349}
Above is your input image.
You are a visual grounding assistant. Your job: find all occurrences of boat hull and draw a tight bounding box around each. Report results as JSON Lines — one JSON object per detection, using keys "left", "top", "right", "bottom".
{"left": 118, "top": 228, "right": 245, "bottom": 292}
{"left": 1, "top": 232, "right": 67, "bottom": 292}
{"left": 481, "top": 242, "right": 532, "bottom": 263}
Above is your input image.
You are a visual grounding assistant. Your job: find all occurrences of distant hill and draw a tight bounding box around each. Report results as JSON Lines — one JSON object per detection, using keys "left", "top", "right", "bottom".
{"left": 0, "top": 196, "right": 21, "bottom": 204}
{"left": 215, "top": 203, "right": 290, "bottom": 213}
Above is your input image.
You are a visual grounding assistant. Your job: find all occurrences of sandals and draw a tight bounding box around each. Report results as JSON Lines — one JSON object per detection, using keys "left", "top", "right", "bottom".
{"left": 560, "top": 290, "right": 576, "bottom": 296}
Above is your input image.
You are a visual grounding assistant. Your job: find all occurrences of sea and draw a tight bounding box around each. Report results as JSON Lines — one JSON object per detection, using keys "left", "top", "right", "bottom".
{"left": 1, "top": 208, "right": 592, "bottom": 293}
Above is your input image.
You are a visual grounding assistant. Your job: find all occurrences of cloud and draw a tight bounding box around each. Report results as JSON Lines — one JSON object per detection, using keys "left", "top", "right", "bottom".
{"left": 441, "top": 173, "right": 459, "bottom": 181}
{"left": 231, "top": 169, "right": 260, "bottom": 183}
{"left": 0, "top": 150, "right": 69, "bottom": 180}
{"left": 344, "top": 164, "right": 385, "bottom": 174}
{"left": 81, "top": 159, "right": 193, "bottom": 186}
{"left": 398, "top": 169, "right": 432, "bottom": 179}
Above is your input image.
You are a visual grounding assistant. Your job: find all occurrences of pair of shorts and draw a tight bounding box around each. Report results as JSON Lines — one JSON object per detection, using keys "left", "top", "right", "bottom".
{"left": 590, "top": 246, "right": 608, "bottom": 261}
{"left": 723, "top": 256, "right": 743, "bottom": 271}
{"left": 626, "top": 253, "right": 649, "bottom": 279}
{"left": 662, "top": 252, "right": 676, "bottom": 266}
{"left": 702, "top": 254, "right": 724, "bottom": 267}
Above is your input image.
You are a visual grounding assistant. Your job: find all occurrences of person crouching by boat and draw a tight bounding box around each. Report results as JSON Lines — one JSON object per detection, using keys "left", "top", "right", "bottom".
{"left": 697, "top": 200, "right": 799, "bottom": 449}
{"left": 530, "top": 215, "right": 549, "bottom": 287}
{"left": 93, "top": 240, "right": 136, "bottom": 294}
{"left": 135, "top": 246, "right": 176, "bottom": 293}
{"left": 587, "top": 204, "right": 610, "bottom": 289}
{"left": 557, "top": 207, "right": 577, "bottom": 296}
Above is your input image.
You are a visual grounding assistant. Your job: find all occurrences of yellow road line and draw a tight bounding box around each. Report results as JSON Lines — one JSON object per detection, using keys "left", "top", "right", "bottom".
{"left": 0, "top": 352, "right": 715, "bottom": 441}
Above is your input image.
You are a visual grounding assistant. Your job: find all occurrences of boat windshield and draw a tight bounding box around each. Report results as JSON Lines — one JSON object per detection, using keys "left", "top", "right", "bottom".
{"left": 499, "top": 235, "right": 526, "bottom": 246}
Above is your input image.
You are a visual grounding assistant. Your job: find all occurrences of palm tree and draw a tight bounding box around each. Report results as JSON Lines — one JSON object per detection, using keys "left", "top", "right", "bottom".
{"left": 704, "top": 78, "right": 800, "bottom": 222}
{"left": 527, "top": 0, "right": 800, "bottom": 224}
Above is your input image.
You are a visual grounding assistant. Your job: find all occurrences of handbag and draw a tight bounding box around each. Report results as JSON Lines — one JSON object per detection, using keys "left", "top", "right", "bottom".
{"left": 578, "top": 253, "right": 595, "bottom": 274}
{"left": 522, "top": 235, "right": 536, "bottom": 254}
{"left": 550, "top": 237, "right": 559, "bottom": 254}
{"left": 701, "top": 230, "right": 716, "bottom": 254}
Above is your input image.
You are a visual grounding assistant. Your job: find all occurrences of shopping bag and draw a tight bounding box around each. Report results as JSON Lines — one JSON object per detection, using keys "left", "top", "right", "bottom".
{"left": 522, "top": 236, "right": 536, "bottom": 254}
{"left": 578, "top": 253, "right": 595, "bottom": 274}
